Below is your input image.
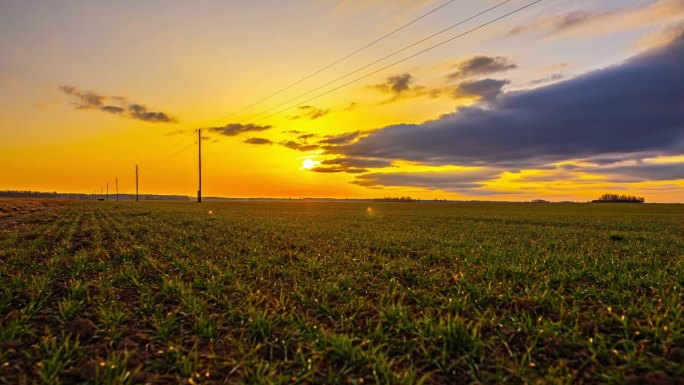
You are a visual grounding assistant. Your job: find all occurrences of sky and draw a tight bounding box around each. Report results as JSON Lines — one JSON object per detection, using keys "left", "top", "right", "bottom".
{"left": 1, "top": 0, "right": 683, "bottom": 202}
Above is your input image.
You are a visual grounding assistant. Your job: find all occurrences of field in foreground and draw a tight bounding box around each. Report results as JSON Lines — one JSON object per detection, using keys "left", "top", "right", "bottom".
{"left": 1, "top": 200, "right": 682, "bottom": 385}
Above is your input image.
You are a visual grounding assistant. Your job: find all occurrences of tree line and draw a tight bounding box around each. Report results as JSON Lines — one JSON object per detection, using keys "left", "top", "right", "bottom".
{"left": 592, "top": 194, "right": 645, "bottom": 203}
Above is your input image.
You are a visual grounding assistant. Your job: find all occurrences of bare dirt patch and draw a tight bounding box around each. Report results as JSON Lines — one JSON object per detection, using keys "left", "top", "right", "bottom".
{"left": 0, "top": 198, "right": 70, "bottom": 227}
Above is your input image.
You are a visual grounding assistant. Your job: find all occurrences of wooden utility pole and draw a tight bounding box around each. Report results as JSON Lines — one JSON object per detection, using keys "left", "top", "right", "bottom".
{"left": 198, "top": 129, "right": 202, "bottom": 203}
{"left": 135, "top": 165, "right": 139, "bottom": 202}
{"left": 115, "top": 178, "right": 119, "bottom": 201}
{"left": 106, "top": 182, "right": 109, "bottom": 201}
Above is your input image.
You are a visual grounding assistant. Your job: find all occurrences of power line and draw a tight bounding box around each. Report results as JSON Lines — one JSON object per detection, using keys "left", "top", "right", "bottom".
{"left": 143, "top": 142, "right": 195, "bottom": 172}
{"left": 139, "top": 130, "right": 196, "bottom": 167}
{"left": 239, "top": 0, "right": 514, "bottom": 124}
{"left": 205, "top": 0, "right": 459, "bottom": 128}
{"left": 250, "top": 0, "right": 543, "bottom": 126}
{"left": 113, "top": 130, "right": 194, "bottom": 187}
{"left": 108, "top": 1, "right": 485, "bottom": 191}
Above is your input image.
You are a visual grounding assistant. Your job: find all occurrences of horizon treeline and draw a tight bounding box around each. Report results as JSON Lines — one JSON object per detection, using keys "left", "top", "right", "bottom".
{"left": 593, "top": 194, "right": 645, "bottom": 203}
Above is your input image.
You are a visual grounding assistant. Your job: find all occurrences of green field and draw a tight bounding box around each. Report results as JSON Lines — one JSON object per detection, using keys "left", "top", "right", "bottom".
{"left": 1, "top": 201, "right": 683, "bottom": 384}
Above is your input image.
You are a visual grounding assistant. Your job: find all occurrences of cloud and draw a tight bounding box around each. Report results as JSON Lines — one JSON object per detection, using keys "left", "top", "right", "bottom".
{"left": 290, "top": 105, "right": 330, "bottom": 120}
{"left": 579, "top": 162, "right": 684, "bottom": 182}
{"left": 59, "top": 85, "right": 176, "bottom": 123}
{"left": 320, "top": 131, "right": 361, "bottom": 145}
{"left": 637, "top": 21, "right": 684, "bottom": 49}
{"left": 351, "top": 169, "right": 502, "bottom": 192}
{"left": 529, "top": 73, "right": 566, "bottom": 86}
{"left": 100, "top": 105, "right": 126, "bottom": 114}
{"left": 331, "top": 30, "right": 684, "bottom": 171}
{"left": 555, "top": 10, "right": 591, "bottom": 30}
{"left": 321, "top": 157, "right": 392, "bottom": 168}
{"left": 127, "top": 104, "right": 175, "bottom": 123}
{"left": 373, "top": 74, "right": 413, "bottom": 94}
{"left": 244, "top": 137, "right": 273, "bottom": 145}
{"left": 508, "top": 0, "right": 684, "bottom": 37}
{"left": 208, "top": 123, "right": 272, "bottom": 136}
{"left": 312, "top": 166, "right": 368, "bottom": 174}
{"left": 281, "top": 141, "right": 320, "bottom": 152}
{"left": 447, "top": 56, "right": 517, "bottom": 80}
{"left": 371, "top": 69, "right": 512, "bottom": 104}
{"left": 455, "top": 79, "right": 509, "bottom": 101}
{"left": 369, "top": 74, "right": 441, "bottom": 103}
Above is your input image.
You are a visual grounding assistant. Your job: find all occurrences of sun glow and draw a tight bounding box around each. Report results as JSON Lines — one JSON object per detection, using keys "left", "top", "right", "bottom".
{"left": 302, "top": 159, "right": 318, "bottom": 170}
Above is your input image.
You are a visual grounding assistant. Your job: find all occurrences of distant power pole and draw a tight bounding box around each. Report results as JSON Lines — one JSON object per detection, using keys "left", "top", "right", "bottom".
{"left": 106, "top": 182, "right": 109, "bottom": 201}
{"left": 135, "top": 165, "right": 139, "bottom": 202}
{"left": 198, "top": 129, "right": 202, "bottom": 203}
{"left": 115, "top": 178, "right": 119, "bottom": 201}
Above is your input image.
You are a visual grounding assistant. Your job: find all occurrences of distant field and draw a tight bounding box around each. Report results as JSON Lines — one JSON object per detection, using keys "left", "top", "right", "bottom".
{"left": 1, "top": 200, "right": 682, "bottom": 384}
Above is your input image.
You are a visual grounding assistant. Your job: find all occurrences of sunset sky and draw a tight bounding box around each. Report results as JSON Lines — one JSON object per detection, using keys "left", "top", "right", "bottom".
{"left": 1, "top": 0, "right": 683, "bottom": 201}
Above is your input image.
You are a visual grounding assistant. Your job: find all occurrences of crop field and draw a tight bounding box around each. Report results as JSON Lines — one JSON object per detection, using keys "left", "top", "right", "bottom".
{"left": 0, "top": 200, "right": 683, "bottom": 385}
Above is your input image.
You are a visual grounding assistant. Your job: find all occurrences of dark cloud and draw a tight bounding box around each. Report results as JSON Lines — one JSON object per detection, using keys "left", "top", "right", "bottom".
{"left": 281, "top": 141, "right": 320, "bottom": 152}
{"left": 298, "top": 133, "right": 316, "bottom": 140}
{"left": 372, "top": 67, "right": 513, "bottom": 104}
{"left": 290, "top": 105, "right": 330, "bottom": 120}
{"left": 59, "top": 85, "right": 105, "bottom": 109}
{"left": 374, "top": 74, "right": 413, "bottom": 93}
{"left": 321, "top": 157, "right": 393, "bottom": 169}
{"left": 332, "top": 31, "right": 684, "bottom": 169}
{"left": 508, "top": 161, "right": 684, "bottom": 185}
{"left": 447, "top": 56, "right": 517, "bottom": 80}
{"left": 59, "top": 85, "right": 176, "bottom": 123}
{"left": 351, "top": 169, "right": 502, "bottom": 192}
{"left": 370, "top": 74, "right": 440, "bottom": 103}
{"left": 101, "top": 105, "right": 126, "bottom": 114}
{"left": 312, "top": 166, "right": 368, "bottom": 174}
{"left": 320, "top": 131, "right": 361, "bottom": 145}
{"left": 456, "top": 79, "right": 509, "bottom": 101}
{"left": 308, "top": 155, "right": 393, "bottom": 174}
{"left": 529, "top": 73, "right": 566, "bottom": 86}
{"left": 558, "top": 164, "right": 580, "bottom": 171}
{"left": 209, "top": 123, "right": 272, "bottom": 136}
{"left": 127, "top": 104, "right": 175, "bottom": 123}
{"left": 244, "top": 137, "right": 273, "bottom": 145}
{"left": 587, "top": 163, "right": 684, "bottom": 182}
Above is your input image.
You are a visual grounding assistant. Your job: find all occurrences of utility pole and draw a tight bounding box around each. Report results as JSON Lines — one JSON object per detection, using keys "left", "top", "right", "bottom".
{"left": 115, "top": 178, "right": 119, "bottom": 201}
{"left": 198, "top": 129, "right": 202, "bottom": 203}
{"left": 106, "top": 182, "right": 109, "bottom": 201}
{"left": 135, "top": 165, "right": 139, "bottom": 202}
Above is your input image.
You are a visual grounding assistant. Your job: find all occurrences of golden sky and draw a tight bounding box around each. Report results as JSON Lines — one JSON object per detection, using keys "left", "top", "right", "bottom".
{"left": 1, "top": 0, "right": 683, "bottom": 202}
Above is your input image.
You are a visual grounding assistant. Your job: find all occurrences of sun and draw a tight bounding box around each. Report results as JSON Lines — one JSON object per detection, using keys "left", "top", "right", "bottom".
{"left": 302, "top": 159, "right": 318, "bottom": 170}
